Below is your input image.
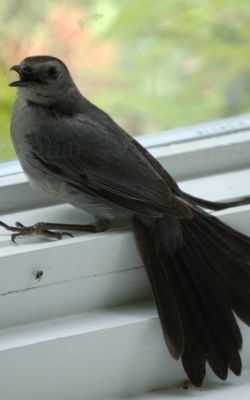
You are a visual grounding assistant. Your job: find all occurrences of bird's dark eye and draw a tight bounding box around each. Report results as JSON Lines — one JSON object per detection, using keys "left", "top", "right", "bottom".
{"left": 22, "top": 65, "right": 32, "bottom": 74}
{"left": 47, "top": 66, "right": 58, "bottom": 79}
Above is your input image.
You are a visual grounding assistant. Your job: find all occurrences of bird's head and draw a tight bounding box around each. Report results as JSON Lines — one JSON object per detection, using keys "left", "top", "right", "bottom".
{"left": 9, "top": 55, "right": 77, "bottom": 105}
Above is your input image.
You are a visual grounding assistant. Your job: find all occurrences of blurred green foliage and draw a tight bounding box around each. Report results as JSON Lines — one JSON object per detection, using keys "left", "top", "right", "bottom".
{"left": 99, "top": 0, "right": 250, "bottom": 129}
{"left": 1, "top": 0, "right": 250, "bottom": 162}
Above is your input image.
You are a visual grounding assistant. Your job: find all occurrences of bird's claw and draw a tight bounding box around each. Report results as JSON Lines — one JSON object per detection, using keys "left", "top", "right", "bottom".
{"left": 0, "top": 221, "right": 73, "bottom": 243}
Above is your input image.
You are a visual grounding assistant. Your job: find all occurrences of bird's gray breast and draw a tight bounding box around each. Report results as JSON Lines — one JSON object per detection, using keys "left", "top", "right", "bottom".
{"left": 10, "top": 97, "right": 131, "bottom": 223}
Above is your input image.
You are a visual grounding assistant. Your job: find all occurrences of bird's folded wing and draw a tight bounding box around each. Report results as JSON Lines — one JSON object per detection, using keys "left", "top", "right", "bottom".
{"left": 26, "top": 115, "right": 190, "bottom": 218}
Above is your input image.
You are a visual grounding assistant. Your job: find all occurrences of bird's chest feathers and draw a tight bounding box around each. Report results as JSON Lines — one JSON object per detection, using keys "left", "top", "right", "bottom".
{"left": 10, "top": 98, "right": 77, "bottom": 199}
{"left": 11, "top": 98, "right": 47, "bottom": 156}
{"left": 10, "top": 99, "right": 54, "bottom": 184}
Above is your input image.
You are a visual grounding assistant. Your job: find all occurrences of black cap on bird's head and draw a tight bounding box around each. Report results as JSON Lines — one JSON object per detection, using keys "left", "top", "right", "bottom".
{"left": 9, "top": 55, "right": 79, "bottom": 106}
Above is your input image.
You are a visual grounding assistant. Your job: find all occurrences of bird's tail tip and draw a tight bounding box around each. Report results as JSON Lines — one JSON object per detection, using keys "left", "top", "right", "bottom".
{"left": 133, "top": 208, "right": 250, "bottom": 386}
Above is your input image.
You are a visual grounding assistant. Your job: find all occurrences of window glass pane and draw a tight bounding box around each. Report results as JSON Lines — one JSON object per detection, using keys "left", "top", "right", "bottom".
{"left": 1, "top": 0, "right": 250, "bottom": 162}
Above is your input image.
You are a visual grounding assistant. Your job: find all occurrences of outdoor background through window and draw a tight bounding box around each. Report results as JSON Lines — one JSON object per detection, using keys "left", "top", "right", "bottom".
{"left": 0, "top": 0, "right": 250, "bottom": 162}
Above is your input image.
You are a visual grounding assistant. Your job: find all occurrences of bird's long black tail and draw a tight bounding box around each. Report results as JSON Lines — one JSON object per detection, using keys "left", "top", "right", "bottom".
{"left": 133, "top": 208, "right": 250, "bottom": 386}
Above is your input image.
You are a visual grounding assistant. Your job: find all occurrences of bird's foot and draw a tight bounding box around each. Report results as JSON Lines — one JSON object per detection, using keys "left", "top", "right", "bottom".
{"left": 0, "top": 219, "right": 110, "bottom": 244}
{"left": 0, "top": 221, "right": 73, "bottom": 244}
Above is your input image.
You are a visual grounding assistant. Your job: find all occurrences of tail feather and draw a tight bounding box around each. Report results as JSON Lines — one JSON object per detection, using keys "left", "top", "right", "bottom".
{"left": 134, "top": 220, "right": 184, "bottom": 359}
{"left": 193, "top": 210, "right": 250, "bottom": 260}
{"left": 159, "top": 251, "right": 209, "bottom": 385}
{"left": 181, "top": 328, "right": 206, "bottom": 386}
{"left": 181, "top": 232, "right": 242, "bottom": 348}
{"left": 189, "top": 211, "right": 250, "bottom": 326}
{"left": 225, "top": 344, "right": 242, "bottom": 376}
{"left": 164, "top": 251, "right": 216, "bottom": 384}
{"left": 133, "top": 208, "right": 250, "bottom": 386}
{"left": 180, "top": 239, "right": 241, "bottom": 379}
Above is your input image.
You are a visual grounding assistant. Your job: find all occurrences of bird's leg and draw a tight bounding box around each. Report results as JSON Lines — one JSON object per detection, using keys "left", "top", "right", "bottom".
{"left": 0, "top": 219, "right": 110, "bottom": 244}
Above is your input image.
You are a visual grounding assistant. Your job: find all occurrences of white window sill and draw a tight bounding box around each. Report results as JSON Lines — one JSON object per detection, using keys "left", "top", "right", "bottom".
{"left": 132, "top": 370, "right": 250, "bottom": 399}
{"left": 0, "top": 115, "right": 250, "bottom": 400}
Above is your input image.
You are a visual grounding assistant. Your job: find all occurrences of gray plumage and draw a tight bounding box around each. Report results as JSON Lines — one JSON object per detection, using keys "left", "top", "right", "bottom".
{"left": 10, "top": 56, "right": 189, "bottom": 225}
{"left": 7, "top": 55, "right": 250, "bottom": 386}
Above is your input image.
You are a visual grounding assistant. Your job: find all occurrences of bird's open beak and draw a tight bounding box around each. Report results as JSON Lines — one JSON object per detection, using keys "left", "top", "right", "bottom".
{"left": 9, "top": 64, "right": 45, "bottom": 87}
{"left": 9, "top": 64, "right": 32, "bottom": 87}
{"left": 9, "top": 65, "right": 25, "bottom": 87}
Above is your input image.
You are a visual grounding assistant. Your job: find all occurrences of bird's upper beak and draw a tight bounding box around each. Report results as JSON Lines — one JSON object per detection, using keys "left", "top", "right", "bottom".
{"left": 10, "top": 65, "right": 22, "bottom": 74}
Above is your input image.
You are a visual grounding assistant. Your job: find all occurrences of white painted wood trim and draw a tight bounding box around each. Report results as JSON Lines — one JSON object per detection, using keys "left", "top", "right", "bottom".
{"left": 0, "top": 301, "right": 249, "bottom": 400}
{"left": 131, "top": 371, "right": 250, "bottom": 399}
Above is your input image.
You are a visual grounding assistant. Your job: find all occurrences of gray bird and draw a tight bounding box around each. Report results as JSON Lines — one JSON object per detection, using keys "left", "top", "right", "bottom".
{"left": 2, "top": 55, "right": 250, "bottom": 386}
